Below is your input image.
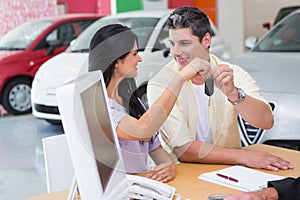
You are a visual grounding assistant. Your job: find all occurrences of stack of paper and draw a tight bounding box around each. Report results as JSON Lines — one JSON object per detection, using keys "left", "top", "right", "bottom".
{"left": 198, "top": 165, "right": 285, "bottom": 191}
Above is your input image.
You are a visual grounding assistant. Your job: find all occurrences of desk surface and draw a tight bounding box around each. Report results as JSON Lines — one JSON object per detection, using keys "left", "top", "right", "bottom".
{"left": 25, "top": 144, "right": 300, "bottom": 200}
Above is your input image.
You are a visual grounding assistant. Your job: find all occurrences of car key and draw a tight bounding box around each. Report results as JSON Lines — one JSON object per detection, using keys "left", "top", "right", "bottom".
{"left": 205, "top": 77, "right": 214, "bottom": 96}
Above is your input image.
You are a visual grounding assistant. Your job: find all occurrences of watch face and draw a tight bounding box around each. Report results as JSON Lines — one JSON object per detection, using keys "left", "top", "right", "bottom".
{"left": 228, "top": 88, "right": 245, "bottom": 105}
{"left": 238, "top": 88, "right": 246, "bottom": 99}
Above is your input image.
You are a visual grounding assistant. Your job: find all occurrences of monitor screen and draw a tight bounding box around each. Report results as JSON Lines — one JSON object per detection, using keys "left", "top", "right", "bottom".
{"left": 80, "top": 81, "right": 119, "bottom": 192}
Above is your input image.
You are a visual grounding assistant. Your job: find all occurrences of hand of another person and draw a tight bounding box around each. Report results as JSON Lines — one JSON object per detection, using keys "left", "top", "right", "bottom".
{"left": 224, "top": 187, "right": 279, "bottom": 200}
{"left": 224, "top": 192, "right": 261, "bottom": 200}
{"left": 212, "top": 64, "right": 236, "bottom": 96}
{"left": 241, "top": 150, "right": 294, "bottom": 171}
{"left": 0, "top": 105, "right": 7, "bottom": 116}
{"left": 146, "top": 162, "right": 176, "bottom": 183}
{"left": 180, "top": 57, "right": 211, "bottom": 81}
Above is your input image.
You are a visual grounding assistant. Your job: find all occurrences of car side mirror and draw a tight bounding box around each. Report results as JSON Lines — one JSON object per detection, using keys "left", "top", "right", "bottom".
{"left": 163, "top": 49, "right": 170, "bottom": 58}
{"left": 46, "top": 40, "right": 63, "bottom": 55}
{"left": 262, "top": 22, "right": 271, "bottom": 30}
{"left": 244, "top": 36, "right": 258, "bottom": 49}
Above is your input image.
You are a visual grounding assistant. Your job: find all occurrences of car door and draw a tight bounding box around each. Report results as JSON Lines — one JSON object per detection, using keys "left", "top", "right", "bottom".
{"left": 24, "top": 20, "right": 94, "bottom": 76}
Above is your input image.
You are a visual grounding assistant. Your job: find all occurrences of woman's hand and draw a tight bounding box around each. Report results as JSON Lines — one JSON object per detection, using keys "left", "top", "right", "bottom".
{"left": 146, "top": 162, "right": 176, "bottom": 183}
{"left": 180, "top": 57, "right": 211, "bottom": 81}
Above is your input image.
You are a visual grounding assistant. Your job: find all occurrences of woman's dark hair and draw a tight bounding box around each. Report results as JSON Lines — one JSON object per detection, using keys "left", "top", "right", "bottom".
{"left": 88, "top": 24, "right": 146, "bottom": 119}
{"left": 167, "top": 6, "right": 213, "bottom": 42}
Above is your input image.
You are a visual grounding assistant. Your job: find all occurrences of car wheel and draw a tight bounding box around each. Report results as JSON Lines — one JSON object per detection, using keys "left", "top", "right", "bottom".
{"left": 2, "top": 78, "right": 32, "bottom": 115}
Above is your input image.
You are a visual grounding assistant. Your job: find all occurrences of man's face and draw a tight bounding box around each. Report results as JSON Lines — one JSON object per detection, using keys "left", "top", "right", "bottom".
{"left": 169, "top": 28, "right": 208, "bottom": 70}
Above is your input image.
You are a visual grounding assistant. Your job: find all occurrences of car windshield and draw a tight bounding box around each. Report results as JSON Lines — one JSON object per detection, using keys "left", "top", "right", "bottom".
{"left": 253, "top": 12, "right": 300, "bottom": 52}
{"left": 0, "top": 20, "right": 52, "bottom": 50}
{"left": 67, "top": 17, "right": 159, "bottom": 53}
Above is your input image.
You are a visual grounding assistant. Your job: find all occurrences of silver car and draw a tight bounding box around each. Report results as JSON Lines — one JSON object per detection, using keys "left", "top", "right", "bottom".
{"left": 229, "top": 9, "right": 300, "bottom": 150}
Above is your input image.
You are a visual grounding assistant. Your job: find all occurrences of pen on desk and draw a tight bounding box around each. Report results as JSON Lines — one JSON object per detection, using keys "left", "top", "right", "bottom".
{"left": 216, "top": 173, "right": 239, "bottom": 183}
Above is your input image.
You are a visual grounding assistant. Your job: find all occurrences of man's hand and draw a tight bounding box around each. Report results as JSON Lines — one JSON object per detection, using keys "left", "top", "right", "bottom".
{"left": 241, "top": 150, "right": 294, "bottom": 171}
{"left": 212, "top": 64, "right": 236, "bottom": 98}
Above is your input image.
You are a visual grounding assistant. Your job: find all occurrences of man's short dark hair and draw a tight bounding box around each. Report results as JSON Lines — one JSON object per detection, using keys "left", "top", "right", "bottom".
{"left": 167, "top": 6, "right": 213, "bottom": 42}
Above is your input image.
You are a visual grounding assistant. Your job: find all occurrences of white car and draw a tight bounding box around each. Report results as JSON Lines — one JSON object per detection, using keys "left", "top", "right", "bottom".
{"left": 229, "top": 9, "right": 300, "bottom": 150}
{"left": 31, "top": 10, "right": 233, "bottom": 124}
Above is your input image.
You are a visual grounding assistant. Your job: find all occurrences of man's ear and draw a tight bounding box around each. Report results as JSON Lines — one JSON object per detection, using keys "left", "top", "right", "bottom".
{"left": 203, "top": 32, "right": 211, "bottom": 50}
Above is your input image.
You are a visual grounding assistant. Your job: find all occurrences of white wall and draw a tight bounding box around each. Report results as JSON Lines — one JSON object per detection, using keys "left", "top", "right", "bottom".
{"left": 217, "top": 0, "right": 300, "bottom": 56}
{"left": 143, "top": 0, "right": 167, "bottom": 10}
{"left": 217, "top": 0, "right": 244, "bottom": 56}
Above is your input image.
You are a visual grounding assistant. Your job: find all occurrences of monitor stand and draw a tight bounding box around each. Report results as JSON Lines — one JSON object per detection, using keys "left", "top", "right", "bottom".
{"left": 68, "top": 176, "right": 80, "bottom": 200}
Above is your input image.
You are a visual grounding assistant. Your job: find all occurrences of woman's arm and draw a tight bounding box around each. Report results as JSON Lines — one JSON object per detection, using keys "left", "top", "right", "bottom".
{"left": 117, "top": 58, "right": 210, "bottom": 140}
{"left": 147, "top": 145, "right": 176, "bottom": 183}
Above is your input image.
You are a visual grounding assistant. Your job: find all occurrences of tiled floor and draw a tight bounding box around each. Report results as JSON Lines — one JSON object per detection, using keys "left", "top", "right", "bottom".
{"left": 0, "top": 114, "right": 63, "bottom": 200}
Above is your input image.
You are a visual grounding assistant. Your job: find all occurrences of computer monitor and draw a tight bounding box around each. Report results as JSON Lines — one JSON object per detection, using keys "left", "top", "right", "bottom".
{"left": 57, "top": 70, "right": 175, "bottom": 200}
{"left": 56, "top": 70, "right": 128, "bottom": 199}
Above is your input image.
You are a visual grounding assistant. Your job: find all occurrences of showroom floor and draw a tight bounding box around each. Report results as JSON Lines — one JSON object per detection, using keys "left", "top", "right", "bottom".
{"left": 0, "top": 114, "right": 63, "bottom": 200}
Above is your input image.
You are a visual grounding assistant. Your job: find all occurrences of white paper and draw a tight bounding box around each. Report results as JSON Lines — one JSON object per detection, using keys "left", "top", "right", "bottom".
{"left": 198, "top": 165, "right": 285, "bottom": 191}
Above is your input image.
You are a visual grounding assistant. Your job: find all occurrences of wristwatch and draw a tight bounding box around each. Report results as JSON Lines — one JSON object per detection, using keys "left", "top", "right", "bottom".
{"left": 228, "top": 87, "right": 246, "bottom": 105}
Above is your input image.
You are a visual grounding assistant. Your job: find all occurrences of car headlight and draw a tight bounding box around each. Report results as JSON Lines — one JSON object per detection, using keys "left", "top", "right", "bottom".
{"left": 33, "top": 70, "right": 43, "bottom": 85}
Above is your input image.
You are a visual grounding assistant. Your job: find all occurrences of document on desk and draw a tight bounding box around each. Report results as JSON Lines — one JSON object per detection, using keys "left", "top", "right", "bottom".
{"left": 198, "top": 165, "right": 285, "bottom": 192}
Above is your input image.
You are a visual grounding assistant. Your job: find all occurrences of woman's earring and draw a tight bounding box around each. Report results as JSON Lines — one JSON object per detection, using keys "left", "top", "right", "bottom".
{"left": 208, "top": 45, "right": 210, "bottom": 49}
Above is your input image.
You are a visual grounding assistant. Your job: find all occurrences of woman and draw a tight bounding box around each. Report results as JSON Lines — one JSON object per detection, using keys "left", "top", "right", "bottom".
{"left": 88, "top": 24, "right": 209, "bottom": 182}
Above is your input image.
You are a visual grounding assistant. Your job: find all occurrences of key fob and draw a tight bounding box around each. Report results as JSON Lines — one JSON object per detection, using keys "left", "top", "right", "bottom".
{"left": 205, "top": 77, "right": 214, "bottom": 96}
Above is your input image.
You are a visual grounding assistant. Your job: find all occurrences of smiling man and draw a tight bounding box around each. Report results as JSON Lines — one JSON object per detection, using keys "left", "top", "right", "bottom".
{"left": 147, "top": 6, "right": 294, "bottom": 171}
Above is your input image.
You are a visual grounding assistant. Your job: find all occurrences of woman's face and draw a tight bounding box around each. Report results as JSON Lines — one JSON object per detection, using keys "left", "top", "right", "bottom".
{"left": 115, "top": 40, "right": 142, "bottom": 78}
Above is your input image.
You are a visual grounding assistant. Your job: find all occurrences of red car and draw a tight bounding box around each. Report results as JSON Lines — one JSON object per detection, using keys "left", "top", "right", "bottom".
{"left": 0, "top": 14, "right": 102, "bottom": 115}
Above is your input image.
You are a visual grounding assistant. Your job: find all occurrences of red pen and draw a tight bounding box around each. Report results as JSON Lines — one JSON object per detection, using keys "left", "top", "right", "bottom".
{"left": 216, "top": 173, "right": 239, "bottom": 183}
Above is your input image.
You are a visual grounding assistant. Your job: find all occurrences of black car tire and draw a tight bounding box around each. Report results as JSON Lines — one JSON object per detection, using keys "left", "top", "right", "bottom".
{"left": 2, "top": 78, "right": 32, "bottom": 115}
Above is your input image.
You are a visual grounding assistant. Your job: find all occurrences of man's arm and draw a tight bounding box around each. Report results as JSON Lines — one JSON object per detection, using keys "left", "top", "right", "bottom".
{"left": 213, "top": 62, "right": 274, "bottom": 130}
{"left": 227, "top": 84, "right": 274, "bottom": 130}
{"left": 174, "top": 141, "right": 293, "bottom": 171}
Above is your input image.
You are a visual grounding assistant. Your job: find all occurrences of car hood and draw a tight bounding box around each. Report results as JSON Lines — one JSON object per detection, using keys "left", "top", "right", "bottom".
{"left": 229, "top": 52, "right": 300, "bottom": 94}
{"left": 0, "top": 50, "right": 23, "bottom": 63}
{"left": 37, "top": 52, "right": 88, "bottom": 88}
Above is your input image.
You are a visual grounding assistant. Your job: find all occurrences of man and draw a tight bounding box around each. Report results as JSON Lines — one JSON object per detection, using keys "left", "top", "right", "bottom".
{"left": 225, "top": 177, "right": 300, "bottom": 200}
{"left": 147, "top": 6, "right": 293, "bottom": 171}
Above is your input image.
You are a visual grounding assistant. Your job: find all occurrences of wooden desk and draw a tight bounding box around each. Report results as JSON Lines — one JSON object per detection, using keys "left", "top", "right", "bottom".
{"left": 25, "top": 144, "right": 300, "bottom": 200}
